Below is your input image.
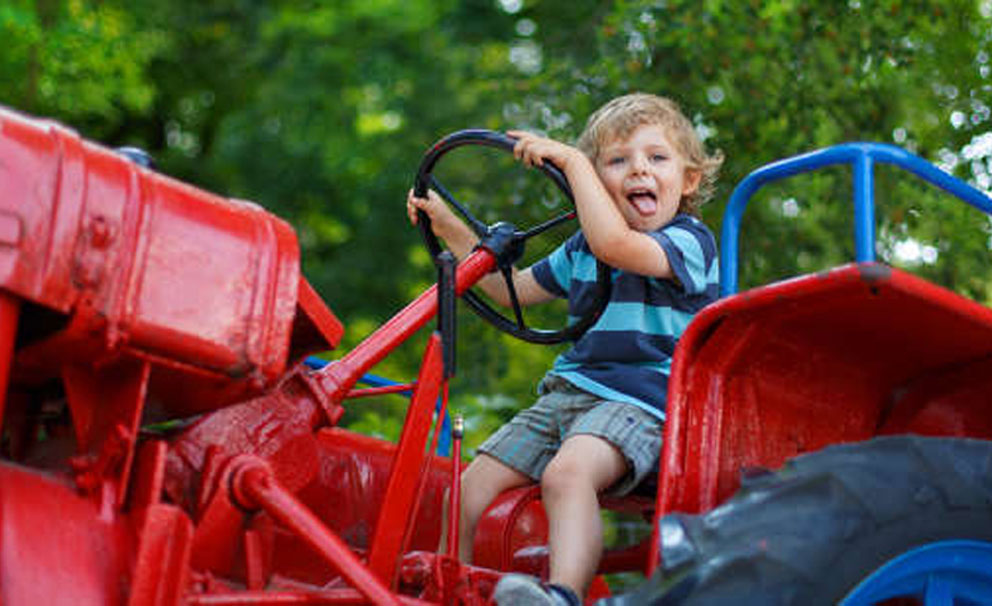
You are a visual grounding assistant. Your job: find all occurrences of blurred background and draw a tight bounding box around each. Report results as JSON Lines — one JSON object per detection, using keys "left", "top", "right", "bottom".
{"left": 3, "top": 0, "right": 991, "bottom": 453}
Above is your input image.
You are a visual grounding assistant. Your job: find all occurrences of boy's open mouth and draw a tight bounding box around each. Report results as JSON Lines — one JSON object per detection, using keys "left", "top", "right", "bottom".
{"left": 627, "top": 189, "right": 658, "bottom": 216}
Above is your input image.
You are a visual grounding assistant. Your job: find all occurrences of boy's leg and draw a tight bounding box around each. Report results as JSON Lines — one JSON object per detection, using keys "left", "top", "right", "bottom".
{"left": 540, "top": 434, "right": 628, "bottom": 597}
{"left": 459, "top": 452, "right": 532, "bottom": 562}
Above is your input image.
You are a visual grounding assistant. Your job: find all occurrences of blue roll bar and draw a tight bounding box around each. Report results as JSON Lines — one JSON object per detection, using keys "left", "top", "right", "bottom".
{"left": 720, "top": 142, "right": 992, "bottom": 296}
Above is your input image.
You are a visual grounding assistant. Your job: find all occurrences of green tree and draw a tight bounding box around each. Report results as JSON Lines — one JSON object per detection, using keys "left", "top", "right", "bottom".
{"left": 0, "top": 0, "right": 163, "bottom": 138}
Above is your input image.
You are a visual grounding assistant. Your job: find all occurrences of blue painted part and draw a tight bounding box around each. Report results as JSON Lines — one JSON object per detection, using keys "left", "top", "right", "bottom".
{"left": 304, "top": 357, "right": 452, "bottom": 455}
{"left": 840, "top": 540, "right": 992, "bottom": 606}
{"left": 720, "top": 142, "right": 992, "bottom": 296}
{"left": 852, "top": 153, "right": 875, "bottom": 263}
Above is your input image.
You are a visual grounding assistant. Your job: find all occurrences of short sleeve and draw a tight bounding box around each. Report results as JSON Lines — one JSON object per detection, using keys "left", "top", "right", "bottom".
{"left": 650, "top": 216, "right": 718, "bottom": 295}
{"left": 530, "top": 233, "right": 580, "bottom": 298}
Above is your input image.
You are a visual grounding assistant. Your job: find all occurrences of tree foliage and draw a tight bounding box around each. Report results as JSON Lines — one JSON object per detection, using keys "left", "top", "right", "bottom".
{"left": 3, "top": 0, "right": 991, "bottom": 448}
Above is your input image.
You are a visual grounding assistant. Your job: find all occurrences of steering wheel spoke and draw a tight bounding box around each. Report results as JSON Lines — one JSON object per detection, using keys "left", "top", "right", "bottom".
{"left": 520, "top": 210, "right": 576, "bottom": 240}
{"left": 430, "top": 176, "right": 489, "bottom": 238}
{"left": 499, "top": 265, "right": 527, "bottom": 329}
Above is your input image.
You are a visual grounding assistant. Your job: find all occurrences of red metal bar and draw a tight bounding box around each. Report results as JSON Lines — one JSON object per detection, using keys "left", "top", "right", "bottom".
{"left": 62, "top": 357, "right": 151, "bottom": 506}
{"left": 0, "top": 292, "right": 19, "bottom": 431}
{"left": 231, "top": 462, "right": 401, "bottom": 606}
{"left": 345, "top": 383, "right": 416, "bottom": 399}
{"left": 314, "top": 250, "right": 494, "bottom": 403}
{"left": 397, "top": 382, "right": 450, "bottom": 562}
{"left": 186, "top": 590, "right": 434, "bottom": 605}
{"left": 244, "top": 529, "right": 266, "bottom": 590}
{"left": 366, "top": 334, "right": 444, "bottom": 585}
{"left": 429, "top": 384, "right": 450, "bottom": 458}
{"left": 446, "top": 413, "right": 463, "bottom": 559}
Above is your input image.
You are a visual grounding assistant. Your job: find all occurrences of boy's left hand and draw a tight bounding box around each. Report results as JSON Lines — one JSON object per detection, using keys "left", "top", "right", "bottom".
{"left": 508, "top": 130, "right": 583, "bottom": 171}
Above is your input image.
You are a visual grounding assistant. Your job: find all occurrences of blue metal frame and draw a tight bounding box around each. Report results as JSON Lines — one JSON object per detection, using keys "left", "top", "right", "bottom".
{"left": 841, "top": 540, "right": 992, "bottom": 606}
{"left": 720, "top": 142, "right": 992, "bottom": 296}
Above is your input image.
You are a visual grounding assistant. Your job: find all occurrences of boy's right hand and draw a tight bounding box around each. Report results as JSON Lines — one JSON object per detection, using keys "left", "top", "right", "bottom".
{"left": 407, "top": 188, "right": 477, "bottom": 256}
{"left": 407, "top": 189, "right": 554, "bottom": 307}
{"left": 407, "top": 188, "right": 452, "bottom": 230}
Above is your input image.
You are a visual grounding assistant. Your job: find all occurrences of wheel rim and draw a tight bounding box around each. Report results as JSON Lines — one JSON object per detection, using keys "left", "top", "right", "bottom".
{"left": 841, "top": 540, "right": 992, "bottom": 606}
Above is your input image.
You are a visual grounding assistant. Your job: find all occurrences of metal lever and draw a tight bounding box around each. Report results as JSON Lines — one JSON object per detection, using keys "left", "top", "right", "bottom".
{"left": 437, "top": 251, "right": 457, "bottom": 380}
{"left": 447, "top": 414, "right": 464, "bottom": 559}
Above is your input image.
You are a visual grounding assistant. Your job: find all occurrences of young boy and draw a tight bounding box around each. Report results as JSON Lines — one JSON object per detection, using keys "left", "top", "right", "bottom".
{"left": 406, "top": 93, "right": 722, "bottom": 605}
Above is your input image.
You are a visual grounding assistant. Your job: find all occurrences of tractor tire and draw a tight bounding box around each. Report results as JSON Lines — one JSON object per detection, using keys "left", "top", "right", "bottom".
{"left": 600, "top": 435, "right": 992, "bottom": 606}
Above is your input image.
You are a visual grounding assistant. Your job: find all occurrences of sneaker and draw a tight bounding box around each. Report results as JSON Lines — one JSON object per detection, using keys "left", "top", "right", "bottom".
{"left": 492, "top": 574, "right": 581, "bottom": 606}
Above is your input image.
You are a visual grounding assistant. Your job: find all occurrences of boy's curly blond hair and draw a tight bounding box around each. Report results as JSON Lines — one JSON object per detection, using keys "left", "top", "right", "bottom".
{"left": 576, "top": 93, "right": 723, "bottom": 218}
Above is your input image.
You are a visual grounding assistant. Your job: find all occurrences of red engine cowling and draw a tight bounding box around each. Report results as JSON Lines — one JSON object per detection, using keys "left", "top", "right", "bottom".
{"left": 0, "top": 106, "right": 343, "bottom": 605}
{"left": 0, "top": 106, "right": 341, "bottom": 417}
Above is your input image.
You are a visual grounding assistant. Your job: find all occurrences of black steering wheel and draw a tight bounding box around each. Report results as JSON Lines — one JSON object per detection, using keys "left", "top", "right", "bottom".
{"left": 413, "top": 129, "right": 610, "bottom": 344}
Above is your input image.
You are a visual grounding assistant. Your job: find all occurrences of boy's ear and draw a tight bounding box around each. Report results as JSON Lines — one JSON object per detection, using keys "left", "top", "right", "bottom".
{"left": 682, "top": 168, "right": 703, "bottom": 195}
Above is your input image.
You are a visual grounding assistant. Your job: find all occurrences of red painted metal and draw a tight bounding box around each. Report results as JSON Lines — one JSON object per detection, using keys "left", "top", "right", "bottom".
{"left": 0, "top": 291, "right": 18, "bottom": 425}
{"left": 1, "top": 104, "right": 611, "bottom": 605}
{"left": 126, "top": 440, "right": 195, "bottom": 606}
{"left": 63, "top": 357, "right": 151, "bottom": 506}
{"left": 647, "top": 262, "right": 992, "bottom": 572}
{"left": 397, "top": 382, "right": 451, "bottom": 568}
{"left": 127, "top": 503, "right": 194, "bottom": 606}
{"left": 367, "top": 334, "right": 444, "bottom": 585}
{"left": 472, "top": 483, "right": 654, "bottom": 580}
{"left": 346, "top": 383, "right": 416, "bottom": 399}
{"left": 1, "top": 105, "right": 341, "bottom": 415}
{"left": 0, "top": 462, "right": 132, "bottom": 605}
{"left": 312, "top": 249, "right": 494, "bottom": 405}
{"left": 186, "top": 589, "right": 435, "bottom": 605}
{"left": 446, "top": 414, "right": 463, "bottom": 560}
{"left": 291, "top": 276, "right": 345, "bottom": 364}
{"left": 472, "top": 486, "right": 549, "bottom": 572}
{"left": 305, "top": 427, "right": 455, "bottom": 555}
{"left": 230, "top": 457, "right": 401, "bottom": 606}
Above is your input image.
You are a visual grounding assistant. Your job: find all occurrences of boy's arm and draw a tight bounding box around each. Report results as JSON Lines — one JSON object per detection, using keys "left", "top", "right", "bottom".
{"left": 407, "top": 189, "right": 556, "bottom": 307}
{"left": 508, "top": 131, "right": 677, "bottom": 279}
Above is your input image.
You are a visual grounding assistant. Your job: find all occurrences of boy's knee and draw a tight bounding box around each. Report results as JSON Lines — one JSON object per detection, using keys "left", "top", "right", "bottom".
{"left": 540, "top": 458, "right": 586, "bottom": 497}
{"left": 459, "top": 455, "right": 531, "bottom": 517}
{"left": 542, "top": 454, "right": 580, "bottom": 481}
{"left": 460, "top": 473, "right": 490, "bottom": 513}
{"left": 541, "top": 436, "right": 630, "bottom": 497}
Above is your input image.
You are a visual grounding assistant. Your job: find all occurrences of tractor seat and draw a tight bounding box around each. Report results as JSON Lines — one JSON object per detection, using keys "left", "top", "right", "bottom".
{"left": 471, "top": 472, "right": 658, "bottom": 578}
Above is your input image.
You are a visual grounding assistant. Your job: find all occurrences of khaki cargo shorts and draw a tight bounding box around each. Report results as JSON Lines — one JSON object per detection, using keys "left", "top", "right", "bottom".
{"left": 477, "top": 375, "right": 664, "bottom": 496}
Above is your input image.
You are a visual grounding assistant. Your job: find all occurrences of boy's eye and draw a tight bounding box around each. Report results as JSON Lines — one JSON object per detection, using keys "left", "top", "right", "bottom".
{"left": 607, "top": 157, "right": 626, "bottom": 166}
{"left": 651, "top": 153, "right": 667, "bottom": 162}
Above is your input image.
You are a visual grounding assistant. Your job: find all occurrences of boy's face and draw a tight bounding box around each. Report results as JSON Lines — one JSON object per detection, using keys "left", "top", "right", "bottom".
{"left": 595, "top": 123, "right": 701, "bottom": 232}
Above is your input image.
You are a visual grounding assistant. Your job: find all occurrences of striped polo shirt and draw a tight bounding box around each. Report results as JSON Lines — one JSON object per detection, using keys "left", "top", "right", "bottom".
{"left": 530, "top": 213, "right": 719, "bottom": 420}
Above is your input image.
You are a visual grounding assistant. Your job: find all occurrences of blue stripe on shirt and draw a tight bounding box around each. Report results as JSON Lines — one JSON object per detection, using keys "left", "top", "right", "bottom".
{"left": 592, "top": 302, "right": 694, "bottom": 338}
{"left": 546, "top": 247, "right": 572, "bottom": 293}
{"left": 613, "top": 276, "right": 713, "bottom": 314}
{"left": 662, "top": 225, "right": 707, "bottom": 294}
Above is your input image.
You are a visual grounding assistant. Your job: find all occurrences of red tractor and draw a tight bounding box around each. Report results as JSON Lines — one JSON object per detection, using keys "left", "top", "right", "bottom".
{"left": 0, "top": 106, "right": 990, "bottom": 606}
